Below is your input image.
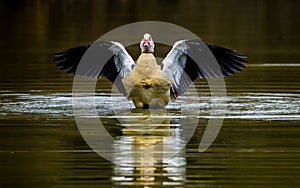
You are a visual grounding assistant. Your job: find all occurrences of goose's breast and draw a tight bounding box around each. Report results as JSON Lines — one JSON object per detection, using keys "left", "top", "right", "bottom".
{"left": 122, "top": 53, "right": 173, "bottom": 108}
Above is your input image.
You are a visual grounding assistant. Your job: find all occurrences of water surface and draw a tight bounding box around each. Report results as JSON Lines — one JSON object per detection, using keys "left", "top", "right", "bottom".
{"left": 0, "top": 1, "right": 300, "bottom": 188}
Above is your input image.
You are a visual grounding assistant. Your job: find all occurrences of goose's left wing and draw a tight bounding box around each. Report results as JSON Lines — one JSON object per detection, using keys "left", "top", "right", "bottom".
{"left": 53, "top": 41, "right": 135, "bottom": 96}
{"left": 162, "top": 39, "right": 247, "bottom": 100}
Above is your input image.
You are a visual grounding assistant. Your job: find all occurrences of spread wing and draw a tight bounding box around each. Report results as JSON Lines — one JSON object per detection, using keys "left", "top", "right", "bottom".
{"left": 162, "top": 39, "right": 247, "bottom": 100}
{"left": 53, "top": 41, "right": 135, "bottom": 96}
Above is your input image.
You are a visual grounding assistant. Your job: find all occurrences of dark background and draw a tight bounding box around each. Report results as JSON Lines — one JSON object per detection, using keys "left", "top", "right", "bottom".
{"left": 0, "top": 1, "right": 299, "bottom": 188}
{"left": 1, "top": 0, "right": 299, "bottom": 81}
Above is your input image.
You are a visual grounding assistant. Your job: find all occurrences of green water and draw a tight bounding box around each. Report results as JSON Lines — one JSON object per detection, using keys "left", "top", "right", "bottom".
{"left": 0, "top": 1, "right": 299, "bottom": 187}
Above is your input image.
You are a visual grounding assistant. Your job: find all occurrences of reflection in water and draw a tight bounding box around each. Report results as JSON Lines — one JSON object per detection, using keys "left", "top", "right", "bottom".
{"left": 112, "top": 109, "right": 186, "bottom": 187}
{"left": 0, "top": 89, "right": 300, "bottom": 187}
{"left": 0, "top": 85, "right": 299, "bottom": 187}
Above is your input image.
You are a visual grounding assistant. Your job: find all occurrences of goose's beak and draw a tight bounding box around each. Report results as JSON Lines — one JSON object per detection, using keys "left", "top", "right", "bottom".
{"left": 143, "top": 39, "right": 150, "bottom": 48}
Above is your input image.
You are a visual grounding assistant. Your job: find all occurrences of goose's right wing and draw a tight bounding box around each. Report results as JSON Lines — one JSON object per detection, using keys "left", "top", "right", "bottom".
{"left": 162, "top": 39, "right": 247, "bottom": 100}
{"left": 53, "top": 41, "right": 135, "bottom": 96}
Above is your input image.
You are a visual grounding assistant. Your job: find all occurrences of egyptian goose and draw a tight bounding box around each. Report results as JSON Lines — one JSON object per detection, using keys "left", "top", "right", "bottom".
{"left": 53, "top": 33, "right": 247, "bottom": 108}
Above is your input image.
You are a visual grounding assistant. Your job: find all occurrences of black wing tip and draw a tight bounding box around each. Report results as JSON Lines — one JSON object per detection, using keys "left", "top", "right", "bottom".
{"left": 53, "top": 51, "right": 65, "bottom": 57}
{"left": 215, "top": 44, "right": 248, "bottom": 59}
{"left": 53, "top": 50, "right": 68, "bottom": 62}
{"left": 53, "top": 43, "right": 92, "bottom": 58}
{"left": 205, "top": 43, "right": 249, "bottom": 77}
{"left": 53, "top": 55, "right": 64, "bottom": 62}
{"left": 52, "top": 44, "right": 91, "bottom": 75}
{"left": 231, "top": 51, "right": 248, "bottom": 63}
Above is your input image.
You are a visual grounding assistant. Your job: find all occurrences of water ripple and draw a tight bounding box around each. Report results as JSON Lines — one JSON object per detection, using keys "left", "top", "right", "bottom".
{"left": 0, "top": 92, "right": 299, "bottom": 120}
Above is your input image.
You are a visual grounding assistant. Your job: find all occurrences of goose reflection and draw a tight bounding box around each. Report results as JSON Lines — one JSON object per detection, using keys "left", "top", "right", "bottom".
{"left": 111, "top": 109, "right": 186, "bottom": 187}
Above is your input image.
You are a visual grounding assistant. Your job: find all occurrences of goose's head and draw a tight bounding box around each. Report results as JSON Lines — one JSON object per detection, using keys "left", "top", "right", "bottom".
{"left": 140, "top": 33, "right": 155, "bottom": 53}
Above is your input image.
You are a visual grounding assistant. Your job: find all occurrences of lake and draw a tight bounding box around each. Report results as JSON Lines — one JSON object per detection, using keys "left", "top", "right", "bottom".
{"left": 0, "top": 1, "right": 299, "bottom": 187}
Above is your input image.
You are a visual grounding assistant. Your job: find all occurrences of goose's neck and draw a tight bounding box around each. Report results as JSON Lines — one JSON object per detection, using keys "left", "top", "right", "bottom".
{"left": 141, "top": 49, "right": 154, "bottom": 53}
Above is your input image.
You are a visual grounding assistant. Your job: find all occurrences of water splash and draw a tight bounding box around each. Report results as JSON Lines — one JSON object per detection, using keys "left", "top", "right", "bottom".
{"left": 0, "top": 91, "right": 299, "bottom": 120}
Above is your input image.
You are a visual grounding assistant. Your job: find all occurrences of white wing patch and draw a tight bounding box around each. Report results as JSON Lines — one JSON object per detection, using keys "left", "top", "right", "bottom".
{"left": 110, "top": 41, "right": 135, "bottom": 78}
{"left": 162, "top": 40, "right": 188, "bottom": 86}
{"left": 162, "top": 40, "right": 192, "bottom": 99}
